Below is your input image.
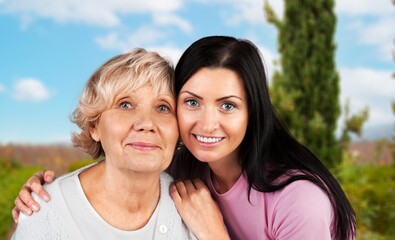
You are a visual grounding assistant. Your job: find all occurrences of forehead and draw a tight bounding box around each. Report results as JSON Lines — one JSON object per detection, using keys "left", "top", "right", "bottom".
{"left": 116, "top": 83, "right": 175, "bottom": 100}
{"left": 182, "top": 68, "right": 246, "bottom": 95}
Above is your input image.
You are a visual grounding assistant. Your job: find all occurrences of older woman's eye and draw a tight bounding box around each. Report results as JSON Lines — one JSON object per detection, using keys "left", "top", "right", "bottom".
{"left": 158, "top": 105, "right": 170, "bottom": 112}
{"left": 119, "top": 101, "right": 132, "bottom": 109}
{"left": 186, "top": 99, "right": 199, "bottom": 107}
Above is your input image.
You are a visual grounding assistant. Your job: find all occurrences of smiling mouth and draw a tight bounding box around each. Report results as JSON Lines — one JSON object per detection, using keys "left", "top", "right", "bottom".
{"left": 127, "top": 142, "right": 159, "bottom": 151}
{"left": 194, "top": 135, "right": 224, "bottom": 143}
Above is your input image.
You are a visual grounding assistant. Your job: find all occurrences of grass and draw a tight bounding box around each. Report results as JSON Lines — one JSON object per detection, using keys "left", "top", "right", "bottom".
{"left": 0, "top": 160, "right": 43, "bottom": 239}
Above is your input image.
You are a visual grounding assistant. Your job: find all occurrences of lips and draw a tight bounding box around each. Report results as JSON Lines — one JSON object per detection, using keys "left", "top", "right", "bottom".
{"left": 127, "top": 142, "right": 159, "bottom": 151}
{"left": 195, "top": 135, "right": 223, "bottom": 143}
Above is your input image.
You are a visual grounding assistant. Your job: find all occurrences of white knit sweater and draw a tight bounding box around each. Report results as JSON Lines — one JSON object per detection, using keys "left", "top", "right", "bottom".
{"left": 12, "top": 164, "right": 195, "bottom": 240}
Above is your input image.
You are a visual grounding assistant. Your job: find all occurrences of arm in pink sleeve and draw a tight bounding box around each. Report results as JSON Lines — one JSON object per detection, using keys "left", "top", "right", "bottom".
{"left": 270, "top": 180, "right": 333, "bottom": 240}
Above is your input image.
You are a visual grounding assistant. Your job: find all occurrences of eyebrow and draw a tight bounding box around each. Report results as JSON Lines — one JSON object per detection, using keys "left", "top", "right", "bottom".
{"left": 179, "top": 90, "right": 243, "bottom": 101}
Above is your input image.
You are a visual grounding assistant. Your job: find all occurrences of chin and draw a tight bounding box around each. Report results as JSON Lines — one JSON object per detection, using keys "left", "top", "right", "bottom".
{"left": 192, "top": 152, "right": 220, "bottom": 163}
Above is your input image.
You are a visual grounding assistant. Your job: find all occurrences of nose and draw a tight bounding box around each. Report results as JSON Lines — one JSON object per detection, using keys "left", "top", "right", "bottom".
{"left": 199, "top": 107, "right": 219, "bottom": 133}
{"left": 132, "top": 107, "right": 156, "bottom": 133}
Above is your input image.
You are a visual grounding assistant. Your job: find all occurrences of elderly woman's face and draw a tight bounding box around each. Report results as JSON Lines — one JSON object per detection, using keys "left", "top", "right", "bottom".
{"left": 91, "top": 83, "right": 178, "bottom": 174}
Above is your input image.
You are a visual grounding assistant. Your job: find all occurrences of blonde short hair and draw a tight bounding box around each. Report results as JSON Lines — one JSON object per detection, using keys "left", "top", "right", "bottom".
{"left": 71, "top": 48, "right": 174, "bottom": 159}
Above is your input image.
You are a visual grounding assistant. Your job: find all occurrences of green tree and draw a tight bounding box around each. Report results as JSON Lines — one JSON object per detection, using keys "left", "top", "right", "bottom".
{"left": 264, "top": 0, "right": 341, "bottom": 167}
{"left": 339, "top": 98, "right": 369, "bottom": 148}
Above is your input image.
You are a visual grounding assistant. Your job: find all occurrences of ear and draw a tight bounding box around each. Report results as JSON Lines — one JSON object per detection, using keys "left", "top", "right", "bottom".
{"left": 90, "top": 127, "right": 100, "bottom": 142}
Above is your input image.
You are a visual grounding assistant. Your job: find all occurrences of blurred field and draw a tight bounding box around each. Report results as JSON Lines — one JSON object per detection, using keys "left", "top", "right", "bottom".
{"left": 1, "top": 142, "right": 394, "bottom": 239}
{"left": 0, "top": 144, "right": 91, "bottom": 239}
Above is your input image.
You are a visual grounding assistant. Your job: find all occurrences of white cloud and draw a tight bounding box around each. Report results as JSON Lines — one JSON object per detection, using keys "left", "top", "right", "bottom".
{"left": 12, "top": 78, "right": 52, "bottom": 102}
{"left": 191, "top": 0, "right": 283, "bottom": 25}
{"left": 95, "top": 29, "right": 184, "bottom": 65}
{"left": 357, "top": 16, "right": 395, "bottom": 61}
{"left": 1, "top": 0, "right": 184, "bottom": 28}
{"left": 336, "top": 0, "right": 395, "bottom": 62}
{"left": 153, "top": 13, "right": 193, "bottom": 33}
{"left": 335, "top": 0, "right": 394, "bottom": 16}
{"left": 223, "top": 0, "right": 266, "bottom": 25}
{"left": 95, "top": 26, "right": 165, "bottom": 51}
{"left": 0, "top": 84, "right": 5, "bottom": 93}
{"left": 148, "top": 46, "right": 184, "bottom": 66}
{"left": 339, "top": 67, "right": 395, "bottom": 127}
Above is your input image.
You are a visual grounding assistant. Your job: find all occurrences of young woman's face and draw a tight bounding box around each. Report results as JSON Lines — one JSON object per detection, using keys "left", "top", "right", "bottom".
{"left": 177, "top": 67, "right": 249, "bottom": 164}
{"left": 91, "top": 84, "right": 178, "bottom": 174}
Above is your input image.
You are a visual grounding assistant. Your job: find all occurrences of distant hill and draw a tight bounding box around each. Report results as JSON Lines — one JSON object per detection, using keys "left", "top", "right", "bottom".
{"left": 0, "top": 144, "right": 90, "bottom": 174}
{"left": 0, "top": 138, "right": 393, "bottom": 176}
{"left": 362, "top": 123, "right": 394, "bottom": 141}
{"left": 349, "top": 141, "right": 393, "bottom": 165}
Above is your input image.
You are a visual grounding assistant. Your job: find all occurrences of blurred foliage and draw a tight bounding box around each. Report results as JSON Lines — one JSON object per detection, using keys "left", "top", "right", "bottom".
{"left": 0, "top": 158, "right": 95, "bottom": 239}
{"left": 68, "top": 158, "right": 95, "bottom": 172}
{"left": 335, "top": 153, "right": 395, "bottom": 239}
{"left": 340, "top": 98, "right": 369, "bottom": 148}
{"left": 0, "top": 159, "right": 43, "bottom": 238}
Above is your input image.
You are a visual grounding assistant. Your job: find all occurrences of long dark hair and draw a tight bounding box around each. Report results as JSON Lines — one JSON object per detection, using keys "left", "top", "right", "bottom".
{"left": 168, "top": 36, "right": 355, "bottom": 240}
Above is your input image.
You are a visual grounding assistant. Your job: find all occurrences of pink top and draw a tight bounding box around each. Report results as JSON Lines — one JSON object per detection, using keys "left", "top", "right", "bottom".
{"left": 205, "top": 170, "right": 334, "bottom": 240}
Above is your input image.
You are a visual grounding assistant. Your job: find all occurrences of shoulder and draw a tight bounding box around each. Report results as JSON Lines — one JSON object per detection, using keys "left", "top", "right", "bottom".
{"left": 274, "top": 180, "right": 332, "bottom": 218}
{"left": 13, "top": 183, "right": 64, "bottom": 239}
{"left": 279, "top": 179, "right": 330, "bottom": 201}
{"left": 160, "top": 172, "right": 174, "bottom": 187}
{"left": 268, "top": 180, "right": 333, "bottom": 239}
{"left": 12, "top": 170, "right": 84, "bottom": 239}
{"left": 158, "top": 172, "right": 196, "bottom": 239}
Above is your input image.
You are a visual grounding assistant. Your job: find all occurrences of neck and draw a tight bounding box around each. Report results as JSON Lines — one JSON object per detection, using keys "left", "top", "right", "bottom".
{"left": 79, "top": 161, "right": 161, "bottom": 230}
{"left": 208, "top": 157, "right": 242, "bottom": 193}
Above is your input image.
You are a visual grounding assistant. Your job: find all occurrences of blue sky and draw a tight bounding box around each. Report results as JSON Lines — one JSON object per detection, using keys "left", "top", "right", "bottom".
{"left": 0, "top": 0, "right": 394, "bottom": 144}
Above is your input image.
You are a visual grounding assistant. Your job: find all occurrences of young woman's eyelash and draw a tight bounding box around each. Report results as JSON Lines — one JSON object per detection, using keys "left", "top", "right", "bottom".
{"left": 221, "top": 102, "right": 236, "bottom": 111}
{"left": 185, "top": 99, "right": 199, "bottom": 107}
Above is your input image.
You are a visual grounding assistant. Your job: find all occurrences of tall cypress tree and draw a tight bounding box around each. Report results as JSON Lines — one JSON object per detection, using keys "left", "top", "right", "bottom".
{"left": 265, "top": 0, "right": 340, "bottom": 167}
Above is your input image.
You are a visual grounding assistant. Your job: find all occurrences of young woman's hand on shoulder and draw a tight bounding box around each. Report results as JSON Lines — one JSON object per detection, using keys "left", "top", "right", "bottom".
{"left": 170, "top": 179, "right": 230, "bottom": 240}
{"left": 12, "top": 170, "right": 55, "bottom": 223}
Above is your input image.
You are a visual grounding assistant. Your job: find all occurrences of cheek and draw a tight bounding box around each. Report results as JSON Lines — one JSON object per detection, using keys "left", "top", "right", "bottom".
{"left": 98, "top": 122, "right": 122, "bottom": 150}
{"left": 176, "top": 109, "right": 188, "bottom": 132}
{"left": 169, "top": 122, "right": 180, "bottom": 145}
{"left": 227, "top": 114, "right": 248, "bottom": 137}
{"left": 176, "top": 109, "right": 196, "bottom": 140}
{"left": 159, "top": 117, "right": 179, "bottom": 144}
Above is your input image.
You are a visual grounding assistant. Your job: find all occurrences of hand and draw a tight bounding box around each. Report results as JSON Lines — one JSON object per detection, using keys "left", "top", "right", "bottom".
{"left": 170, "top": 179, "right": 230, "bottom": 240}
{"left": 12, "top": 170, "right": 55, "bottom": 223}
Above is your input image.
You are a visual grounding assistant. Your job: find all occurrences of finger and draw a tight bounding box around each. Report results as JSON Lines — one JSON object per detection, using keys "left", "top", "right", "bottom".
{"left": 43, "top": 170, "right": 55, "bottom": 183}
{"left": 12, "top": 207, "right": 20, "bottom": 224}
{"left": 26, "top": 173, "right": 44, "bottom": 188}
{"left": 19, "top": 187, "right": 40, "bottom": 212}
{"left": 174, "top": 180, "right": 188, "bottom": 199}
{"left": 169, "top": 183, "right": 182, "bottom": 204}
{"left": 184, "top": 179, "right": 197, "bottom": 193}
{"left": 25, "top": 173, "right": 50, "bottom": 202}
{"left": 14, "top": 196, "right": 33, "bottom": 216}
{"left": 192, "top": 179, "right": 208, "bottom": 190}
{"left": 30, "top": 180, "right": 50, "bottom": 202}
{"left": 28, "top": 169, "right": 50, "bottom": 184}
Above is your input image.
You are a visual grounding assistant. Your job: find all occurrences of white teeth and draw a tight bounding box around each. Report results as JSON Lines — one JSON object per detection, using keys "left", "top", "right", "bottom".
{"left": 196, "top": 135, "right": 222, "bottom": 143}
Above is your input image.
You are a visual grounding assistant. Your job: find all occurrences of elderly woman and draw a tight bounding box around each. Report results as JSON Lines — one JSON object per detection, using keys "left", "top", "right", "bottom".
{"left": 12, "top": 48, "right": 195, "bottom": 239}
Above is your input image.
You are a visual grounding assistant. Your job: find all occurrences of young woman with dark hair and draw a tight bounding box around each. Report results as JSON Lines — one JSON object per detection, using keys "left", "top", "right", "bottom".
{"left": 13, "top": 36, "right": 355, "bottom": 240}
{"left": 168, "top": 36, "right": 355, "bottom": 240}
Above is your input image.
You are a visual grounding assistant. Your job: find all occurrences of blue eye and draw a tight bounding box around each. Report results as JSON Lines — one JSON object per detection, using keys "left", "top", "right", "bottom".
{"left": 186, "top": 99, "right": 199, "bottom": 107}
{"left": 119, "top": 101, "right": 132, "bottom": 109}
{"left": 222, "top": 103, "right": 235, "bottom": 111}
